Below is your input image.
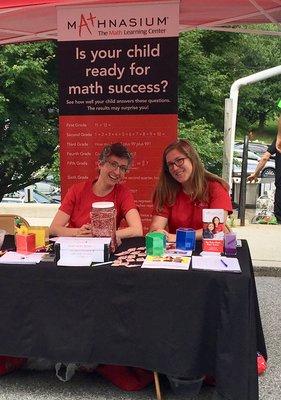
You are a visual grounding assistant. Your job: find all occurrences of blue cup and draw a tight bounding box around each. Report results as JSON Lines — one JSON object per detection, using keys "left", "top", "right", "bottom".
{"left": 176, "top": 228, "right": 196, "bottom": 251}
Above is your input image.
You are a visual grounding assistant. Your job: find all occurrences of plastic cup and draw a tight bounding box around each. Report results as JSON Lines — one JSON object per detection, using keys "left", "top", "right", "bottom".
{"left": 176, "top": 228, "right": 196, "bottom": 251}
{"left": 0, "top": 229, "right": 6, "bottom": 249}
{"left": 168, "top": 375, "right": 204, "bottom": 396}
{"left": 146, "top": 232, "right": 166, "bottom": 256}
{"left": 224, "top": 233, "right": 237, "bottom": 256}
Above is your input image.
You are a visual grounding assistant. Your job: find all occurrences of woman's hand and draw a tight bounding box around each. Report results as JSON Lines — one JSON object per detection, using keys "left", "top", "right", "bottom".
{"left": 154, "top": 229, "right": 176, "bottom": 243}
{"left": 76, "top": 224, "right": 92, "bottom": 236}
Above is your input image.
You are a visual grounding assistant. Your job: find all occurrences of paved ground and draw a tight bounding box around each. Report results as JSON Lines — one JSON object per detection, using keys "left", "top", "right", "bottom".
{"left": 231, "top": 208, "right": 281, "bottom": 275}
{"left": 0, "top": 277, "right": 280, "bottom": 400}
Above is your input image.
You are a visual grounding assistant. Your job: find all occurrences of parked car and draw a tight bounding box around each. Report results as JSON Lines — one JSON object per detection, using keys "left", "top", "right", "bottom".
{"left": 233, "top": 148, "right": 275, "bottom": 178}
{"left": 234, "top": 141, "right": 275, "bottom": 159}
{"left": 1, "top": 189, "right": 60, "bottom": 204}
{"left": 33, "top": 180, "right": 60, "bottom": 196}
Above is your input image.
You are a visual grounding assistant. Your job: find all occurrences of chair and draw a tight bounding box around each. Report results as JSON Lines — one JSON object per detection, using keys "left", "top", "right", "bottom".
{"left": 0, "top": 214, "right": 30, "bottom": 235}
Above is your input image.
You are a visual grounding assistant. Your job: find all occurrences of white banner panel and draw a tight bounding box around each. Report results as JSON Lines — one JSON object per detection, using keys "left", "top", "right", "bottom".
{"left": 57, "top": 1, "right": 179, "bottom": 41}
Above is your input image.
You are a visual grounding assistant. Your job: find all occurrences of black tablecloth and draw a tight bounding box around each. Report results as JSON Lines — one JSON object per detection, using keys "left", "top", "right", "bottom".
{"left": 0, "top": 237, "right": 266, "bottom": 400}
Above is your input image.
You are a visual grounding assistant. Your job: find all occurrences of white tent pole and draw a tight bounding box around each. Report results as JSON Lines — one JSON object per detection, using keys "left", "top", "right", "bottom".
{"left": 223, "top": 65, "right": 281, "bottom": 187}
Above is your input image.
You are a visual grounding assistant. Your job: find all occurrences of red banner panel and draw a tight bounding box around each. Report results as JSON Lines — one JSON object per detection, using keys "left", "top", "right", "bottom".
{"left": 60, "top": 114, "right": 177, "bottom": 230}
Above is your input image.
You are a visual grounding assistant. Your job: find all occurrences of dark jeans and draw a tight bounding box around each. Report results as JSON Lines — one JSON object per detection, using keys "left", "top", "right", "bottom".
{"left": 274, "top": 185, "right": 281, "bottom": 222}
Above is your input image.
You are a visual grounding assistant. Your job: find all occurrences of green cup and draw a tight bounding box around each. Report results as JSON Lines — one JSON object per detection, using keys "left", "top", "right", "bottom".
{"left": 146, "top": 232, "right": 166, "bottom": 256}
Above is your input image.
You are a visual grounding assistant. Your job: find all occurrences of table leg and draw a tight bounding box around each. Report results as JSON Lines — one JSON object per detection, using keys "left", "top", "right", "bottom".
{"left": 154, "top": 371, "right": 163, "bottom": 400}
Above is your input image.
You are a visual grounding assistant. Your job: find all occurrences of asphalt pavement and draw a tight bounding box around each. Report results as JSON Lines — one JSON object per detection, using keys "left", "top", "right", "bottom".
{"left": 0, "top": 276, "right": 279, "bottom": 400}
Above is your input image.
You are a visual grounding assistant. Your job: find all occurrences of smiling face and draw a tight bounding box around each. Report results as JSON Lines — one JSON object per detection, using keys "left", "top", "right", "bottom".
{"left": 166, "top": 148, "right": 193, "bottom": 185}
{"left": 99, "top": 155, "right": 129, "bottom": 187}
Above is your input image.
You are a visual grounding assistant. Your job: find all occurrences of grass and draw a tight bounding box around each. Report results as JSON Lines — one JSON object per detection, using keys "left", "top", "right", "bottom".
{"left": 236, "top": 116, "right": 279, "bottom": 144}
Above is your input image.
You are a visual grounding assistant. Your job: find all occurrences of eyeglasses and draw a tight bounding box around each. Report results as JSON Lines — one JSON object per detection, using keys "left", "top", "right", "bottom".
{"left": 106, "top": 159, "right": 129, "bottom": 174}
{"left": 166, "top": 157, "right": 187, "bottom": 171}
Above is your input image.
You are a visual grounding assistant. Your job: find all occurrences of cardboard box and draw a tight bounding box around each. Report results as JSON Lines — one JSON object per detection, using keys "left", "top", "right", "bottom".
{"left": 28, "top": 226, "right": 49, "bottom": 248}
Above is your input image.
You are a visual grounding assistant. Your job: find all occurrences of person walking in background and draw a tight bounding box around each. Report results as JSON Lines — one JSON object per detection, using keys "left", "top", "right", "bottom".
{"left": 150, "top": 139, "right": 232, "bottom": 241}
{"left": 248, "top": 116, "right": 281, "bottom": 223}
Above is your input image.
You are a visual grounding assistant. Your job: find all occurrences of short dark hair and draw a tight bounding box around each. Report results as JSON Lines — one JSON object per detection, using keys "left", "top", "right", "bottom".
{"left": 99, "top": 142, "right": 132, "bottom": 166}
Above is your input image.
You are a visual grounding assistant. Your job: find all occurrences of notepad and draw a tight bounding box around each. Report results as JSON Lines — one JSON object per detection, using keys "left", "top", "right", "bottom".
{"left": 192, "top": 256, "right": 241, "bottom": 273}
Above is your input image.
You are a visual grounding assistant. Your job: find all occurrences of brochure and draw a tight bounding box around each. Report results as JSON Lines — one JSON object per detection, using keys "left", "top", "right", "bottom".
{"left": 202, "top": 209, "right": 225, "bottom": 253}
{"left": 142, "top": 253, "right": 191, "bottom": 270}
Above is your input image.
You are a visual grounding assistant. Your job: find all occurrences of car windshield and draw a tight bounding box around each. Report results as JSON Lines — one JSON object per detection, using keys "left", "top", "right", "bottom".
{"left": 33, "top": 190, "right": 51, "bottom": 203}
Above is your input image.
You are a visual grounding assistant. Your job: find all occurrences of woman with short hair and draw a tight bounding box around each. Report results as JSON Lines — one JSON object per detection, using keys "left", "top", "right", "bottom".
{"left": 50, "top": 142, "right": 143, "bottom": 240}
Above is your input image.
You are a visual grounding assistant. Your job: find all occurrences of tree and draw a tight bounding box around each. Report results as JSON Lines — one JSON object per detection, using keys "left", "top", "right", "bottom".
{"left": 0, "top": 41, "right": 58, "bottom": 200}
{"left": 179, "top": 119, "right": 223, "bottom": 175}
{"left": 178, "top": 28, "right": 281, "bottom": 134}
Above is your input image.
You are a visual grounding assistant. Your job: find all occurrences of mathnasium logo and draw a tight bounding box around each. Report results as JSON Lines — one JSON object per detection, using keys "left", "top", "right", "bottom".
{"left": 67, "top": 13, "right": 169, "bottom": 37}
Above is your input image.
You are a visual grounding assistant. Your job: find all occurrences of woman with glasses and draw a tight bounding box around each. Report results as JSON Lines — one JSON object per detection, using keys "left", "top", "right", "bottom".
{"left": 50, "top": 143, "right": 153, "bottom": 390}
{"left": 50, "top": 142, "right": 143, "bottom": 240}
{"left": 150, "top": 139, "right": 232, "bottom": 241}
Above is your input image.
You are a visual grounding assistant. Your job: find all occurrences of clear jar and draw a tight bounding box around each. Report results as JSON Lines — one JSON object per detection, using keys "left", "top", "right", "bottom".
{"left": 90, "top": 202, "right": 116, "bottom": 252}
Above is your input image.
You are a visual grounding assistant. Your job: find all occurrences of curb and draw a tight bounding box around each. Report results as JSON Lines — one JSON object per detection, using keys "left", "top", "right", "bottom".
{"left": 253, "top": 265, "right": 281, "bottom": 277}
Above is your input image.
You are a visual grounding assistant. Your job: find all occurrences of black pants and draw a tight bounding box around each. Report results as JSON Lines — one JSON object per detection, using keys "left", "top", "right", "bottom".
{"left": 274, "top": 185, "right": 281, "bottom": 222}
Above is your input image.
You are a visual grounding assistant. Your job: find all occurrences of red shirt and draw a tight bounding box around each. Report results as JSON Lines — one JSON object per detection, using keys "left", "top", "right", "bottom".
{"left": 60, "top": 181, "right": 136, "bottom": 229}
{"left": 153, "top": 180, "right": 232, "bottom": 233}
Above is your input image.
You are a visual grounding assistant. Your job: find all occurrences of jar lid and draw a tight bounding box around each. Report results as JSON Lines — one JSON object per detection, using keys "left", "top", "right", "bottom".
{"left": 92, "top": 201, "right": 114, "bottom": 209}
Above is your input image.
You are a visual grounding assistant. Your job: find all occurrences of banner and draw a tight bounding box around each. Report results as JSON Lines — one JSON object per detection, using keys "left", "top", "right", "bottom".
{"left": 58, "top": 1, "right": 179, "bottom": 229}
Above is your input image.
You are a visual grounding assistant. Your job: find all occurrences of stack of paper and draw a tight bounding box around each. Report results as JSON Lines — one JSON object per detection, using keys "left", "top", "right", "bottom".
{"left": 0, "top": 251, "right": 44, "bottom": 264}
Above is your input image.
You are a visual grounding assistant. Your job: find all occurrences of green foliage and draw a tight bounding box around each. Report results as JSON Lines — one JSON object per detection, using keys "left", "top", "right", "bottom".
{"left": 47, "top": 148, "right": 60, "bottom": 186}
{"left": 179, "top": 119, "right": 223, "bottom": 175}
{"left": 178, "top": 27, "right": 281, "bottom": 174}
{"left": 179, "top": 27, "right": 281, "bottom": 130}
{"left": 0, "top": 41, "right": 58, "bottom": 200}
{"left": 0, "top": 28, "right": 280, "bottom": 197}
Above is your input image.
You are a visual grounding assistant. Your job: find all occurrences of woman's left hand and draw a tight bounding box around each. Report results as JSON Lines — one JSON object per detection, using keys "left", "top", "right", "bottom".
{"left": 77, "top": 224, "right": 92, "bottom": 236}
{"left": 154, "top": 229, "right": 176, "bottom": 243}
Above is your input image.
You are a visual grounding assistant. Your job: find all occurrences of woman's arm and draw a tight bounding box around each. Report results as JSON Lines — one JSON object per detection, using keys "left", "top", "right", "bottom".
{"left": 149, "top": 215, "right": 176, "bottom": 242}
{"left": 116, "top": 208, "right": 143, "bottom": 240}
{"left": 276, "top": 115, "right": 281, "bottom": 153}
{"left": 151, "top": 216, "right": 204, "bottom": 241}
{"left": 50, "top": 210, "right": 92, "bottom": 237}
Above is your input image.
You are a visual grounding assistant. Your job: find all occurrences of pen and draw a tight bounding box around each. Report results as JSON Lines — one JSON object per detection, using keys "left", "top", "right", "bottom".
{"left": 92, "top": 261, "right": 112, "bottom": 266}
{"left": 221, "top": 259, "right": 228, "bottom": 267}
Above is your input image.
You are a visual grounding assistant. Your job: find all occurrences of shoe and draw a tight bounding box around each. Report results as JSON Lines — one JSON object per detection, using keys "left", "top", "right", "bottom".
{"left": 55, "top": 363, "right": 77, "bottom": 382}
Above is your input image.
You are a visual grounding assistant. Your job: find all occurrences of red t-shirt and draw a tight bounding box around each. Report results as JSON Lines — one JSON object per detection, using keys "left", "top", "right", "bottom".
{"left": 60, "top": 181, "right": 136, "bottom": 229}
{"left": 152, "top": 180, "right": 232, "bottom": 233}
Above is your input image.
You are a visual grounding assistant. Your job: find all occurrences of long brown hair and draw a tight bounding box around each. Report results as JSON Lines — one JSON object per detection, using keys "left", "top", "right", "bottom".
{"left": 153, "top": 139, "right": 229, "bottom": 212}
